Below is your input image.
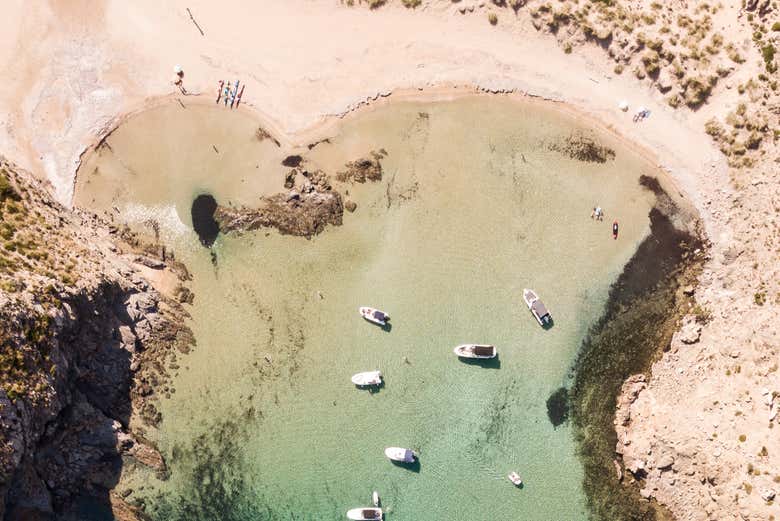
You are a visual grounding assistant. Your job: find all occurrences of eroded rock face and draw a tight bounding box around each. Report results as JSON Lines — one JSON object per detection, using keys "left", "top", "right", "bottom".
{"left": 0, "top": 157, "right": 193, "bottom": 519}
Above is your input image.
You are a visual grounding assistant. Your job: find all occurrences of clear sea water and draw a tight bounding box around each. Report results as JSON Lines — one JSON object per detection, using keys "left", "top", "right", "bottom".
{"left": 75, "top": 97, "right": 659, "bottom": 520}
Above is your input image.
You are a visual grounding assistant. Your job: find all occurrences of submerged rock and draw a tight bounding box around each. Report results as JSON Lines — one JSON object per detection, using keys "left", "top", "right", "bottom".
{"left": 548, "top": 133, "right": 616, "bottom": 163}
{"left": 215, "top": 188, "right": 343, "bottom": 238}
{"left": 336, "top": 150, "right": 386, "bottom": 183}
{"left": 282, "top": 155, "right": 303, "bottom": 168}
{"left": 191, "top": 194, "right": 220, "bottom": 247}
{"left": 546, "top": 386, "right": 570, "bottom": 427}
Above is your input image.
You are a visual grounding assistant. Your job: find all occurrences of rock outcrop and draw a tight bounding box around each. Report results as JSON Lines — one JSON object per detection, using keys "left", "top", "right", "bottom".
{"left": 214, "top": 185, "right": 344, "bottom": 238}
{"left": 215, "top": 152, "right": 386, "bottom": 238}
{"left": 0, "top": 158, "right": 192, "bottom": 519}
{"left": 335, "top": 150, "right": 386, "bottom": 183}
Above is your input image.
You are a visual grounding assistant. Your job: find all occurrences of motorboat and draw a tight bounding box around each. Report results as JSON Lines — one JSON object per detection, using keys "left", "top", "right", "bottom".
{"left": 508, "top": 471, "right": 523, "bottom": 486}
{"left": 346, "top": 507, "right": 382, "bottom": 520}
{"left": 453, "top": 344, "right": 496, "bottom": 359}
{"left": 360, "top": 307, "right": 389, "bottom": 327}
{"left": 351, "top": 371, "right": 382, "bottom": 387}
{"left": 523, "top": 289, "right": 552, "bottom": 327}
{"left": 384, "top": 447, "right": 417, "bottom": 463}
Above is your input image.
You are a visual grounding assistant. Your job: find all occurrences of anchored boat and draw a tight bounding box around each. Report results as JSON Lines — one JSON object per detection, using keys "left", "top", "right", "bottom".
{"left": 523, "top": 288, "right": 552, "bottom": 327}
{"left": 384, "top": 447, "right": 417, "bottom": 463}
{"left": 351, "top": 370, "right": 382, "bottom": 387}
{"left": 359, "top": 307, "right": 389, "bottom": 327}
{"left": 453, "top": 344, "right": 496, "bottom": 359}
{"left": 508, "top": 471, "right": 523, "bottom": 486}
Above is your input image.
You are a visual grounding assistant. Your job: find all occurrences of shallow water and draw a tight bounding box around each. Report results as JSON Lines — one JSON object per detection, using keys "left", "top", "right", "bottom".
{"left": 75, "top": 97, "right": 660, "bottom": 520}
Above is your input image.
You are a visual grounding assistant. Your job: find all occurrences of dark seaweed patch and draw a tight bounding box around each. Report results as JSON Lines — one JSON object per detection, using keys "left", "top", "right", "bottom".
{"left": 147, "top": 417, "right": 261, "bottom": 521}
{"left": 191, "top": 194, "right": 219, "bottom": 247}
{"left": 546, "top": 386, "right": 569, "bottom": 428}
{"left": 281, "top": 155, "right": 303, "bottom": 168}
{"left": 570, "top": 196, "right": 703, "bottom": 520}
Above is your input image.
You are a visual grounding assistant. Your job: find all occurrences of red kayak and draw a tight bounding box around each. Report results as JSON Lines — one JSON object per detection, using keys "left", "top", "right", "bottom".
{"left": 216, "top": 80, "right": 224, "bottom": 103}
{"left": 235, "top": 84, "right": 245, "bottom": 107}
{"left": 612, "top": 220, "right": 619, "bottom": 240}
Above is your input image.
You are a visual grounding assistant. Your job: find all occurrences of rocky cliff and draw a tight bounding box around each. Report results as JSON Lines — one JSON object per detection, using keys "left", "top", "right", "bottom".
{"left": 0, "top": 158, "right": 192, "bottom": 520}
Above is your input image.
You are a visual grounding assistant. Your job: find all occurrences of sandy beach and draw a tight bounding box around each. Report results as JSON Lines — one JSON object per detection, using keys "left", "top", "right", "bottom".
{"left": 2, "top": 0, "right": 779, "bottom": 519}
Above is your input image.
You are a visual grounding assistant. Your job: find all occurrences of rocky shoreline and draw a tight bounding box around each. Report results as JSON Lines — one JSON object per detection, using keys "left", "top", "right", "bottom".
{"left": 0, "top": 158, "right": 194, "bottom": 520}
{"left": 569, "top": 176, "right": 705, "bottom": 521}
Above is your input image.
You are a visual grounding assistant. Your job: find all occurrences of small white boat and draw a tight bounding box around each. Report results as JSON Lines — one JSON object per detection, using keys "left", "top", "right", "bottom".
{"left": 508, "top": 471, "right": 523, "bottom": 486}
{"left": 351, "top": 371, "right": 382, "bottom": 387}
{"left": 523, "top": 288, "right": 552, "bottom": 327}
{"left": 346, "top": 507, "right": 383, "bottom": 520}
{"left": 360, "top": 307, "right": 389, "bottom": 326}
{"left": 453, "top": 344, "right": 496, "bottom": 359}
{"left": 384, "top": 447, "right": 417, "bottom": 463}
{"left": 372, "top": 491, "right": 380, "bottom": 507}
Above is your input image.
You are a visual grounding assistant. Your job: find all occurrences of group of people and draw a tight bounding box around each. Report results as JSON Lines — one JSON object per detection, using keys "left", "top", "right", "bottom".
{"left": 591, "top": 205, "right": 619, "bottom": 239}
{"left": 633, "top": 107, "right": 651, "bottom": 123}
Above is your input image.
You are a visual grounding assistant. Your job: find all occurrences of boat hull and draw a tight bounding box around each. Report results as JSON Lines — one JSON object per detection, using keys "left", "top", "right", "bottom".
{"left": 346, "top": 507, "right": 383, "bottom": 520}
{"left": 351, "top": 371, "right": 382, "bottom": 386}
{"left": 453, "top": 344, "right": 496, "bottom": 359}
{"left": 523, "top": 288, "right": 552, "bottom": 327}
{"left": 359, "top": 307, "right": 388, "bottom": 326}
{"left": 384, "top": 447, "right": 417, "bottom": 463}
{"left": 508, "top": 472, "right": 523, "bottom": 486}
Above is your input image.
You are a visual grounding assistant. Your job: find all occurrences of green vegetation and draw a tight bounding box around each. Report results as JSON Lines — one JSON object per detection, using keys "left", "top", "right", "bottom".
{"left": 762, "top": 44, "right": 777, "bottom": 72}
{"left": 704, "top": 118, "right": 724, "bottom": 139}
{"left": 0, "top": 312, "right": 55, "bottom": 403}
{"left": 692, "top": 304, "right": 713, "bottom": 324}
{"left": 683, "top": 76, "right": 715, "bottom": 108}
{"left": 0, "top": 170, "right": 20, "bottom": 202}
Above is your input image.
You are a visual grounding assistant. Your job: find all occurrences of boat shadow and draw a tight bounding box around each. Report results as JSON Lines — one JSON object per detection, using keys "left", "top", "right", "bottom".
{"left": 390, "top": 459, "right": 421, "bottom": 473}
{"left": 458, "top": 356, "right": 501, "bottom": 370}
{"left": 542, "top": 318, "right": 555, "bottom": 331}
{"left": 380, "top": 322, "right": 392, "bottom": 333}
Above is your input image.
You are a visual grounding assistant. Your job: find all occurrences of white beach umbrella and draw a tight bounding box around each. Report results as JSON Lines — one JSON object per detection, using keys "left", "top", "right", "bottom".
{"left": 618, "top": 100, "right": 629, "bottom": 112}
{"left": 173, "top": 64, "right": 183, "bottom": 75}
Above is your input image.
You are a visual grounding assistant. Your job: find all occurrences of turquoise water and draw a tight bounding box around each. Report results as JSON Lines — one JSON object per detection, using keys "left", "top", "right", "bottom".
{"left": 75, "top": 97, "right": 659, "bottom": 520}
